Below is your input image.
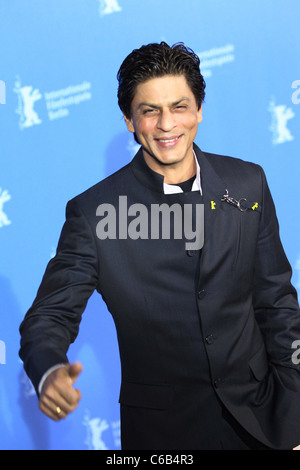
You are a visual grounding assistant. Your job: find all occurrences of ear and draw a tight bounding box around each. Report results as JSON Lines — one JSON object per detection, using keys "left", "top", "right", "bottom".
{"left": 124, "top": 115, "right": 135, "bottom": 133}
{"left": 197, "top": 104, "right": 203, "bottom": 124}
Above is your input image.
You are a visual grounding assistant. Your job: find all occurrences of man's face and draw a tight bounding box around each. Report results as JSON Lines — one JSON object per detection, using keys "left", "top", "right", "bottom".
{"left": 124, "top": 74, "right": 202, "bottom": 171}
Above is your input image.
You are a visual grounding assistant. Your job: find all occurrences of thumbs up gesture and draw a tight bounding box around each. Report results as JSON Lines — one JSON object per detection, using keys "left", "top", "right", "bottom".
{"left": 39, "top": 362, "right": 83, "bottom": 421}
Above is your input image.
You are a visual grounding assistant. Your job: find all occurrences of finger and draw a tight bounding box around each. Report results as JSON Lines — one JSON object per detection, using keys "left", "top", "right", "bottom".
{"left": 49, "top": 370, "right": 81, "bottom": 407}
{"left": 41, "top": 377, "right": 80, "bottom": 412}
{"left": 67, "top": 362, "right": 83, "bottom": 384}
{"left": 39, "top": 398, "right": 67, "bottom": 421}
{"left": 40, "top": 391, "right": 76, "bottom": 419}
{"left": 53, "top": 384, "right": 79, "bottom": 406}
{"left": 58, "top": 384, "right": 81, "bottom": 409}
{"left": 42, "top": 388, "right": 79, "bottom": 415}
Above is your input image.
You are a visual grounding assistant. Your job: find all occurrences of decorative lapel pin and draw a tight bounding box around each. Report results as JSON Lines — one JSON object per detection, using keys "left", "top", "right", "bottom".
{"left": 221, "top": 189, "right": 261, "bottom": 213}
{"left": 221, "top": 189, "right": 247, "bottom": 212}
{"left": 211, "top": 201, "right": 216, "bottom": 210}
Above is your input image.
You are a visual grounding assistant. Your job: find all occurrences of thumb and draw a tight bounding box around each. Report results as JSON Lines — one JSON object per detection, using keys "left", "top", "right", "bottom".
{"left": 66, "top": 362, "right": 83, "bottom": 385}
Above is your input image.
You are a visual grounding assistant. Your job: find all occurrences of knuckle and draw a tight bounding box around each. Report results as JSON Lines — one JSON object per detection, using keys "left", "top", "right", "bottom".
{"left": 44, "top": 388, "right": 55, "bottom": 400}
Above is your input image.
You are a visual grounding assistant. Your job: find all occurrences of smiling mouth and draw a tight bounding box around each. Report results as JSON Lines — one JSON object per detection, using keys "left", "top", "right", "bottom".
{"left": 155, "top": 135, "right": 182, "bottom": 146}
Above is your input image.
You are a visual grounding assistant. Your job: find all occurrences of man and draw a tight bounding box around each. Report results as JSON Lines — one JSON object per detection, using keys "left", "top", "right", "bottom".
{"left": 19, "top": 42, "right": 300, "bottom": 450}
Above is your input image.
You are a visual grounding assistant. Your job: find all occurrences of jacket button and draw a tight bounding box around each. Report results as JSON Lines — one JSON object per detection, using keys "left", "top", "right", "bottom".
{"left": 205, "top": 334, "right": 214, "bottom": 345}
{"left": 186, "top": 250, "right": 198, "bottom": 256}
{"left": 197, "top": 290, "right": 206, "bottom": 300}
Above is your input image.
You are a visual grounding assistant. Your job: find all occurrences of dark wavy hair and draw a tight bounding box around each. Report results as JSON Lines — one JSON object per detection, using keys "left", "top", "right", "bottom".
{"left": 117, "top": 42, "right": 206, "bottom": 118}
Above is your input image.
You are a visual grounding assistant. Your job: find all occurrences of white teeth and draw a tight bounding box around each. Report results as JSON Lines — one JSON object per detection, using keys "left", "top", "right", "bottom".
{"left": 157, "top": 137, "right": 178, "bottom": 143}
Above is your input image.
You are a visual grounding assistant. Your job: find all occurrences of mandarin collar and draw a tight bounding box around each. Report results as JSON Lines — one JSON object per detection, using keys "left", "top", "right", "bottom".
{"left": 130, "top": 144, "right": 203, "bottom": 194}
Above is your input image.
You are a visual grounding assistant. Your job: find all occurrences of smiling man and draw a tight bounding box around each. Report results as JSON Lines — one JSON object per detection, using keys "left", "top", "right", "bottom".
{"left": 19, "top": 42, "right": 300, "bottom": 450}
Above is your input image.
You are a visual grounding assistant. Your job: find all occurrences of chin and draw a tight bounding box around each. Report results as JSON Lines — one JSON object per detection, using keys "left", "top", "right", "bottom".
{"left": 147, "top": 149, "right": 182, "bottom": 163}
{"left": 154, "top": 155, "right": 182, "bottom": 166}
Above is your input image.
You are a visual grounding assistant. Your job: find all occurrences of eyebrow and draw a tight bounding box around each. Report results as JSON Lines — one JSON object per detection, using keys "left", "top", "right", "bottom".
{"left": 137, "top": 97, "right": 191, "bottom": 110}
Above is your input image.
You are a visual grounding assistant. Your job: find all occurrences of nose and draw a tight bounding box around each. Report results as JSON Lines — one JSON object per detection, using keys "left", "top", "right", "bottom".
{"left": 157, "top": 109, "right": 176, "bottom": 132}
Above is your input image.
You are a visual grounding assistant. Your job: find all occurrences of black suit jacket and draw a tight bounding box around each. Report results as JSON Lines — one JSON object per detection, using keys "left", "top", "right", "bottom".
{"left": 19, "top": 145, "right": 300, "bottom": 449}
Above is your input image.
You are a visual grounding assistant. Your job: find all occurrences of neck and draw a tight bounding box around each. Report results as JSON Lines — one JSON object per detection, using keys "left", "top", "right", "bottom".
{"left": 143, "top": 150, "right": 196, "bottom": 185}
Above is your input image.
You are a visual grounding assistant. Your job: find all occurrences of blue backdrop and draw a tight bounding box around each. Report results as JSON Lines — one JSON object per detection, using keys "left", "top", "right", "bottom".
{"left": 0, "top": 0, "right": 299, "bottom": 450}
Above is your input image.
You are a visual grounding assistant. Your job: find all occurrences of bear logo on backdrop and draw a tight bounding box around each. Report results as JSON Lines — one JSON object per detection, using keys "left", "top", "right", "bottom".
{"left": 83, "top": 410, "right": 121, "bottom": 450}
{"left": 269, "top": 97, "right": 295, "bottom": 145}
{"left": 14, "top": 76, "right": 42, "bottom": 130}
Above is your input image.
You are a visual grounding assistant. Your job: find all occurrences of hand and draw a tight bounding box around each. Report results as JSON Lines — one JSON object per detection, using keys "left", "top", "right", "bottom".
{"left": 39, "top": 362, "right": 83, "bottom": 421}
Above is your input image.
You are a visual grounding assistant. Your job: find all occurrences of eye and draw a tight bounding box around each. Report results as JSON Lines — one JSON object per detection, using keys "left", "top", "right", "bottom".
{"left": 142, "top": 108, "right": 158, "bottom": 115}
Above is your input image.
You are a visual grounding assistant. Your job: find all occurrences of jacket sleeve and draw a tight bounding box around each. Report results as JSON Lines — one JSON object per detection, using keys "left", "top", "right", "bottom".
{"left": 252, "top": 166, "right": 300, "bottom": 377}
{"left": 19, "top": 198, "right": 99, "bottom": 394}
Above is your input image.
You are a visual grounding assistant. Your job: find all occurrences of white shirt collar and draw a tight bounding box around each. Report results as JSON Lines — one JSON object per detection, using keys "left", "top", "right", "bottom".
{"left": 163, "top": 151, "right": 202, "bottom": 195}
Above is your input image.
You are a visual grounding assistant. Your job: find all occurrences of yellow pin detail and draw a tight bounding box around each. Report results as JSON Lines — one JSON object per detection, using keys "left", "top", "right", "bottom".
{"left": 211, "top": 201, "right": 216, "bottom": 210}
{"left": 252, "top": 202, "right": 258, "bottom": 211}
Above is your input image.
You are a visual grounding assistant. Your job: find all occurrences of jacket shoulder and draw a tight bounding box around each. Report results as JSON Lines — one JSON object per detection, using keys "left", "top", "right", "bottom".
{"left": 202, "top": 150, "right": 265, "bottom": 188}
{"left": 202, "top": 150, "right": 262, "bottom": 173}
{"left": 70, "top": 161, "right": 133, "bottom": 207}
